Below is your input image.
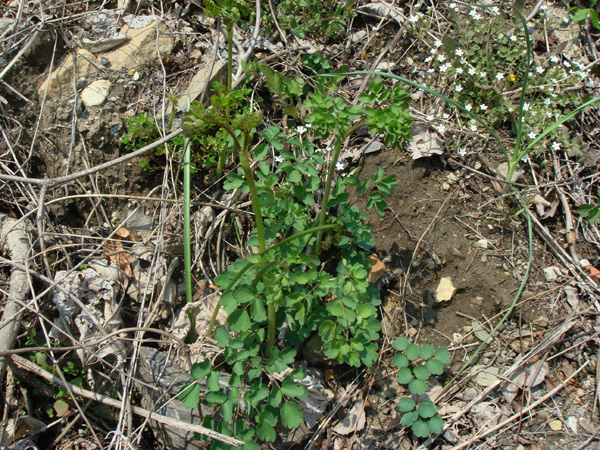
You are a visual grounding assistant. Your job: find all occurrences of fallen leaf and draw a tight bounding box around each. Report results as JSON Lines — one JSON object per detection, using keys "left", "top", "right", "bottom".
{"left": 367, "top": 254, "right": 386, "bottom": 283}
{"left": 332, "top": 398, "right": 366, "bottom": 435}
{"left": 408, "top": 124, "right": 443, "bottom": 159}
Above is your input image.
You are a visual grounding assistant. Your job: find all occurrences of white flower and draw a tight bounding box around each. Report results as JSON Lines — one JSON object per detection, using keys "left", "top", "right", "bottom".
{"left": 425, "top": 114, "right": 434, "bottom": 121}
{"left": 456, "top": 67, "right": 464, "bottom": 74}
{"left": 450, "top": 2, "right": 458, "bottom": 11}
{"left": 424, "top": 56, "right": 433, "bottom": 63}
{"left": 521, "top": 154, "right": 529, "bottom": 163}
{"left": 469, "top": 123, "right": 478, "bottom": 132}
{"left": 496, "top": 72, "right": 505, "bottom": 80}
{"left": 509, "top": 35, "right": 517, "bottom": 42}
{"left": 458, "top": 148, "right": 467, "bottom": 157}
{"left": 523, "top": 102, "right": 530, "bottom": 111}
{"left": 507, "top": 106, "right": 513, "bottom": 112}
{"left": 443, "top": 113, "right": 450, "bottom": 119}
{"left": 528, "top": 131, "right": 537, "bottom": 140}
{"left": 468, "top": 67, "right": 477, "bottom": 75}
{"left": 335, "top": 162, "right": 344, "bottom": 171}
{"left": 409, "top": 15, "right": 420, "bottom": 23}
{"left": 544, "top": 98, "right": 551, "bottom": 105}
{"left": 431, "top": 47, "right": 438, "bottom": 55}
{"left": 437, "top": 124, "right": 447, "bottom": 133}
{"left": 440, "top": 62, "right": 452, "bottom": 73}
{"left": 550, "top": 55, "right": 559, "bottom": 63}
{"left": 551, "top": 142, "right": 561, "bottom": 150}
{"left": 480, "top": 71, "right": 487, "bottom": 78}
{"left": 427, "top": 68, "right": 435, "bottom": 74}
{"left": 296, "top": 125, "right": 307, "bottom": 135}
{"left": 546, "top": 111, "right": 553, "bottom": 118}
{"left": 480, "top": 104, "right": 488, "bottom": 111}
{"left": 434, "top": 40, "right": 442, "bottom": 48}
{"left": 274, "top": 155, "right": 284, "bottom": 163}
{"left": 465, "top": 103, "right": 472, "bottom": 111}
{"left": 455, "top": 85, "right": 463, "bottom": 92}
{"left": 491, "top": 6, "right": 500, "bottom": 15}
{"left": 536, "top": 66, "right": 545, "bottom": 74}
{"left": 563, "top": 60, "right": 571, "bottom": 68}
{"left": 455, "top": 48, "right": 464, "bottom": 57}
{"left": 437, "top": 54, "right": 447, "bottom": 62}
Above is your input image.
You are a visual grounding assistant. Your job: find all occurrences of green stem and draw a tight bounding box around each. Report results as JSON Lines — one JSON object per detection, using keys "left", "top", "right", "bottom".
{"left": 226, "top": 21, "right": 233, "bottom": 93}
{"left": 183, "top": 138, "right": 195, "bottom": 342}
{"left": 314, "top": 119, "right": 365, "bottom": 254}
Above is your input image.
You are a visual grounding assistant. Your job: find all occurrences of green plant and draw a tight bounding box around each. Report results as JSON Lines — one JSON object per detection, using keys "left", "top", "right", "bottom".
{"left": 579, "top": 192, "right": 600, "bottom": 223}
{"left": 356, "top": 3, "right": 600, "bottom": 195}
{"left": 391, "top": 337, "right": 451, "bottom": 438}
{"left": 180, "top": 61, "right": 413, "bottom": 447}
{"left": 570, "top": 0, "right": 600, "bottom": 29}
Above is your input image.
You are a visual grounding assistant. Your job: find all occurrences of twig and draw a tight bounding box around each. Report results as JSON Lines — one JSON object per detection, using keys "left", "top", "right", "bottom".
{"left": 447, "top": 360, "right": 590, "bottom": 450}
{"left": 11, "top": 354, "right": 245, "bottom": 447}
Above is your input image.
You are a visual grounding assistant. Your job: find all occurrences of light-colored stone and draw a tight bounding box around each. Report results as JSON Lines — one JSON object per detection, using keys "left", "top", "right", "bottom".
{"left": 81, "top": 80, "right": 111, "bottom": 107}
{"left": 548, "top": 419, "right": 562, "bottom": 431}
{"left": 542, "top": 266, "right": 559, "bottom": 282}
{"left": 442, "top": 182, "right": 451, "bottom": 191}
{"left": 474, "top": 239, "right": 488, "bottom": 249}
{"left": 473, "top": 366, "right": 500, "bottom": 387}
{"left": 101, "top": 20, "right": 175, "bottom": 71}
{"left": 38, "top": 49, "right": 99, "bottom": 100}
{"left": 435, "top": 277, "right": 456, "bottom": 303}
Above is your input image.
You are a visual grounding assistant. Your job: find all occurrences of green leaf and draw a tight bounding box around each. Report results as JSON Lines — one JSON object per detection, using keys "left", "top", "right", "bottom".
{"left": 228, "top": 309, "right": 252, "bottom": 332}
{"left": 411, "top": 419, "right": 430, "bottom": 437}
{"left": 413, "top": 365, "right": 431, "bottom": 381}
{"left": 573, "top": 8, "right": 590, "bottom": 22}
{"left": 241, "top": 443, "right": 261, "bottom": 450}
{"left": 214, "top": 327, "right": 230, "bottom": 348}
{"left": 400, "top": 410, "right": 418, "bottom": 427}
{"left": 419, "top": 344, "right": 435, "bottom": 360}
{"left": 250, "top": 299, "right": 267, "bottom": 322}
{"left": 428, "top": 414, "right": 444, "bottom": 434}
{"left": 392, "top": 336, "right": 409, "bottom": 351}
{"left": 393, "top": 353, "right": 409, "bottom": 369}
{"left": 426, "top": 359, "right": 445, "bottom": 376}
{"left": 247, "top": 382, "right": 269, "bottom": 406}
{"left": 396, "top": 397, "right": 416, "bottom": 412}
{"left": 235, "top": 286, "right": 256, "bottom": 303}
{"left": 205, "top": 391, "right": 227, "bottom": 404}
{"left": 268, "top": 387, "right": 282, "bottom": 407}
{"left": 280, "top": 401, "right": 304, "bottom": 428}
{"left": 206, "top": 371, "right": 221, "bottom": 392}
{"left": 408, "top": 379, "right": 428, "bottom": 395}
{"left": 405, "top": 344, "right": 420, "bottom": 361}
{"left": 418, "top": 401, "right": 437, "bottom": 419}
{"left": 288, "top": 170, "right": 302, "bottom": 183}
{"left": 224, "top": 173, "right": 245, "bottom": 190}
{"left": 221, "top": 398, "right": 235, "bottom": 422}
{"left": 435, "top": 347, "right": 452, "bottom": 365}
{"left": 281, "top": 378, "right": 308, "bottom": 399}
{"left": 190, "top": 359, "right": 211, "bottom": 380}
{"left": 256, "top": 421, "right": 276, "bottom": 442}
{"left": 396, "top": 367, "right": 413, "bottom": 384}
{"left": 179, "top": 383, "right": 201, "bottom": 409}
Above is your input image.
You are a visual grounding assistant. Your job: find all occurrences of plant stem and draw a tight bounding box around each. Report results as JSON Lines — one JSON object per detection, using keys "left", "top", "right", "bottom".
{"left": 226, "top": 21, "right": 233, "bottom": 93}
{"left": 183, "top": 138, "right": 195, "bottom": 342}
{"left": 314, "top": 119, "right": 365, "bottom": 254}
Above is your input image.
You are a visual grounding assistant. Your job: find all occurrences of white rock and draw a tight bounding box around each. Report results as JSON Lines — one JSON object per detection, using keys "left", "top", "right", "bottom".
{"left": 542, "top": 266, "right": 559, "bottom": 282}
{"left": 474, "top": 239, "right": 488, "bottom": 249}
{"left": 435, "top": 277, "right": 456, "bottom": 303}
{"left": 566, "top": 416, "right": 577, "bottom": 434}
{"left": 81, "top": 80, "right": 111, "bottom": 107}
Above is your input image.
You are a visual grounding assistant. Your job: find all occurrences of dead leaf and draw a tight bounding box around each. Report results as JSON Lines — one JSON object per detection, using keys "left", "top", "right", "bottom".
{"left": 332, "top": 398, "right": 366, "bottom": 435}
{"left": 114, "top": 227, "right": 138, "bottom": 241}
{"left": 54, "top": 399, "right": 70, "bottom": 417}
{"left": 367, "top": 254, "right": 386, "bottom": 283}
{"left": 408, "top": 124, "right": 443, "bottom": 159}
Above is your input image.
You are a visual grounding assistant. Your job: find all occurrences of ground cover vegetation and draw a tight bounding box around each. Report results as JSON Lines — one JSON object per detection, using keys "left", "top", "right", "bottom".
{"left": 0, "top": 0, "right": 599, "bottom": 449}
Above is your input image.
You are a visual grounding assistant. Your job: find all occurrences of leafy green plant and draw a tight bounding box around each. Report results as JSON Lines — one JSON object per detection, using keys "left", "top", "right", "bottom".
{"left": 570, "top": 0, "right": 600, "bottom": 29}
{"left": 363, "top": 3, "right": 600, "bottom": 195}
{"left": 180, "top": 62, "right": 414, "bottom": 447}
{"left": 579, "top": 192, "right": 600, "bottom": 224}
{"left": 391, "top": 337, "right": 451, "bottom": 438}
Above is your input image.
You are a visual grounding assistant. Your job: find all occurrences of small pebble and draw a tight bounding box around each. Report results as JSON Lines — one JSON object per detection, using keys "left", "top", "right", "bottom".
{"left": 100, "top": 57, "right": 110, "bottom": 66}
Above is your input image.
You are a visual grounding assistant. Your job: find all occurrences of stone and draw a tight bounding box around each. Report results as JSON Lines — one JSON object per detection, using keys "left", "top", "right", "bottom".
{"left": 38, "top": 48, "right": 100, "bottom": 100}
{"left": 474, "top": 239, "right": 488, "bottom": 249}
{"left": 81, "top": 80, "right": 111, "bottom": 108}
{"left": 548, "top": 419, "right": 562, "bottom": 431}
{"left": 566, "top": 416, "right": 577, "bottom": 434}
{"left": 100, "top": 20, "right": 175, "bottom": 71}
{"left": 542, "top": 266, "right": 559, "bottom": 281}
{"left": 442, "top": 182, "right": 451, "bottom": 191}
{"left": 473, "top": 366, "right": 500, "bottom": 387}
{"left": 435, "top": 277, "right": 456, "bottom": 303}
{"left": 496, "top": 162, "right": 524, "bottom": 182}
